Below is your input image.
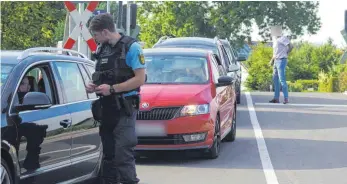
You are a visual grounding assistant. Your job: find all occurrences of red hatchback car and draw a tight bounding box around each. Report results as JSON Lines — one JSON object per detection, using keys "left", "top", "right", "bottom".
{"left": 135, "top": 48, "right": 238, "bottom": 159}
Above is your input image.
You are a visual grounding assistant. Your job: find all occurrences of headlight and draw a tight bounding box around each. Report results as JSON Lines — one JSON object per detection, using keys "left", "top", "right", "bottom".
{"left": 180, "top": 104, "right": 209, "bottom": 116}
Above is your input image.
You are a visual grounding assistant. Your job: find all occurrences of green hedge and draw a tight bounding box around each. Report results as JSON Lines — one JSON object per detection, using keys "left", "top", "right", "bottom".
{"left": 288, "top": 80, "right": 319, "bottom": 92}
{"left": 338, "top": 71, "right": 347, "bottom": 92}
{"left": 318, "top": 77, "right": 339, "bottom": 92}
{"left": 288, "top": 81, "right": 303, "bottom": 92}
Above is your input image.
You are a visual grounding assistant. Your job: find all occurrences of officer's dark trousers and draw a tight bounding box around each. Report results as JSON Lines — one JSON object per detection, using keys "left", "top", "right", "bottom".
{"left": 99, "top": 106, "right": 139, "bottom": 184}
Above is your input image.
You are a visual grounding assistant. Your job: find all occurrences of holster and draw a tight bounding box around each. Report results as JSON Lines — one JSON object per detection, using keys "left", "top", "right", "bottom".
{"left": 120, "top": 95, "right": 133, "bottom": 117}
{"left": 121, "top": 95, "right": 140, "bottom": 117}
{"left": 91, "top": 99, "right": 103, "bottom": 122}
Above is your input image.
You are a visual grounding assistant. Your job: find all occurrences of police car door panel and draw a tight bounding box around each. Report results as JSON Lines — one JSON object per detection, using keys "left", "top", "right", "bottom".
{"left": 17, "top": 106, "right": 76, "bottom": 184}
{"left": 11, "top": 64, "right": 75, "bottom": 183}
{"left": 68, "top": 64, "right": 101, "bottom": 176}
{"left": 52, "top": 61, "right": 100, "bottom": 176}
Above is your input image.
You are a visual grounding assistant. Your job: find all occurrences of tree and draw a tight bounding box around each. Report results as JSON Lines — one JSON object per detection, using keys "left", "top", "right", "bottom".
{"left": 211, "top": 1, "right": 321, "bottom": 46}
{"left": 1, "top": 2, "right": 66, "bottom": 50}
{"left": 136, "top": 1, "right": 215, "bottom": 48}
{"left": 136, "top": 1, "right": 321, "bottom": 48}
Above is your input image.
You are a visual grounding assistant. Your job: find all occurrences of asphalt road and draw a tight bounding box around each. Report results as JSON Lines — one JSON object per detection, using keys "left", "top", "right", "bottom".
{"left": 135, "top": 92, "right": 347, "bottom": 184}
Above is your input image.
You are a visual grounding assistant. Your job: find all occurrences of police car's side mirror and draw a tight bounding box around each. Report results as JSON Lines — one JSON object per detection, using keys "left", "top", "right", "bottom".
{"left": 15, "top": 92, "right": 52, "bottom": 112}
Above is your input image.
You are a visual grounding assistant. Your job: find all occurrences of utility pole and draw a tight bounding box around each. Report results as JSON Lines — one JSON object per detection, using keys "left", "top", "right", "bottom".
{"left": 107, "top": 1, "right": 110, "bottom": 13}
{"left": 117, "top": 1, "right": 123, "bottom": 29}
{"left": 126, "top": 1, "right": 131, "bottom": 36}
{"left": 78, "top": 2, "right": 88, "bottom": 56}
{"left": 339, "top": 10, "right": 347, "bottom": 64}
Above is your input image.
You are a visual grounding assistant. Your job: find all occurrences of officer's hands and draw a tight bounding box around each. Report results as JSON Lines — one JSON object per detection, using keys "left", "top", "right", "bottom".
{"left": 95, "top": 84, "right": 111, "bottom": 96}
{"left": 86, "top": 82, "right": 97, "bottom": 93}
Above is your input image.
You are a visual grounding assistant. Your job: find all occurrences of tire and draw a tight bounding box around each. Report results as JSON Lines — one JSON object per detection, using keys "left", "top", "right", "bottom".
{"left": 237, "top": 93, "right": 241, "bottom": 104}
{"left": 236, "top": 84, "right": 241, "bottom": 104}
{"left": 1, "top": 158, "right": 14, "bottom": 184}
{"left": 204, "top": 115, "right": 221, "bottom": 159}
{"left": 224, "top": 104, "right": 236, "bottom": 142}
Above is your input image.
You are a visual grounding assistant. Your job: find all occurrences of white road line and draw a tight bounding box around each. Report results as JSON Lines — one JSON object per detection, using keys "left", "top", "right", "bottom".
{"left": 245, "top": 92, "right": 279, "bottom": 184}
{"left": 255, "top": 103, "right": 347, "bottom": 108}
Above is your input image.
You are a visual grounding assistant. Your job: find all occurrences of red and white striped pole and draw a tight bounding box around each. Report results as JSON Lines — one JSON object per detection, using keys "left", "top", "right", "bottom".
{"left": 63, "top": 1, "right": 98, "bottom": 53}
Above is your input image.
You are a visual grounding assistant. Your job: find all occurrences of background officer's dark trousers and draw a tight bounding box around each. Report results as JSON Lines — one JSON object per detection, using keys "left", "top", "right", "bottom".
{"left": 99, "top": 106, "right": 139, "bottom": 184}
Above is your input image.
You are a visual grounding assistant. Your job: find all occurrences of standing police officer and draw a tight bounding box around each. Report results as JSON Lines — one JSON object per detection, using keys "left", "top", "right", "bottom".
{"left": 86, "top": 13, "right": 146, "bottom": 184}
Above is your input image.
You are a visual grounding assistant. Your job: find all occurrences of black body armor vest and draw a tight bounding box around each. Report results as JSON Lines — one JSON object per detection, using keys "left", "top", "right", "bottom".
{"left": 93, "top": 35, "right": 139, "bottom": 92}
{"left": 92, "top": 35, "right": 139, "bottom": 105}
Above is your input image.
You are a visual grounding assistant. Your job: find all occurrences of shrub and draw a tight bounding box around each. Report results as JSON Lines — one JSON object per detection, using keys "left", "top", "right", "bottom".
{"left": 245, "top": 44, "right": 273, "bottom": 91}
{"left": 245, "top": 40, "right": 344, "bottom": 92}
{"left": 296, "top": 80, "right": 319, "bottom": 91}
{"left": 287, "top": 81, "right": 304, "bottom": 92}
{"left": 287, "top": 80, "right": 319, "bottom": 92}
{"left": 318, "top": 72, "right": 339, "bottom": 92}
{"left": 338, "top": 71, "right": 347, "bottom": 92}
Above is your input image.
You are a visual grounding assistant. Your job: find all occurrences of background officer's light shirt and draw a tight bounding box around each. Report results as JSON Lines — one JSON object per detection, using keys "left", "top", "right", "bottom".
{"left": 124, "top": 42, "right": 147, "bottom": 97}
{"left": 273, "top": 36, "right": 290, "bottom": 59}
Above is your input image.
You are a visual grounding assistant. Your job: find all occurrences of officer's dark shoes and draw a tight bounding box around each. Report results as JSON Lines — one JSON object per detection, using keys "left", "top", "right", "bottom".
{"left": 23, "top": 160, "right": 40, "bottom": 171}
{"left": 100, "top": 160, "right": 120, "bottom": 184}
{"left": 101, "top": 179, "right": 120, "bottom": 184}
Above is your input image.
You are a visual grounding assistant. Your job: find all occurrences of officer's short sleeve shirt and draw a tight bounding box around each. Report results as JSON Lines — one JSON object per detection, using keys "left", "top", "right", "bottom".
{"left": 124, "top": 42, "right": 147, "bottom": 97}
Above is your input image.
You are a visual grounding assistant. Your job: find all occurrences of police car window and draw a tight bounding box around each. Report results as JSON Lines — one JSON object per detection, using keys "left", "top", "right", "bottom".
{"left": 11, "top": 65, "right": 56, "bottom": 112}
{"left": 54, "top": 62, "right": 88, "bottom": 103}
{"left": 78, "top": 64, "right": 96, "bottom": 99}
{"left": 86, "top": 65, "right": 95, "bottom": 75}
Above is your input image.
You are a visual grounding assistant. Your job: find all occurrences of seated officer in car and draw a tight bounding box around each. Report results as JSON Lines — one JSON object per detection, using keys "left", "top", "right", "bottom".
{"left": 15, "top": 76, "right": 48, "bottom": 171}
{"left": 18, "top": 76, "right": 31, "bottom": 104}
{"left": 86, "top": 13, "right": 146, "bottom": 184}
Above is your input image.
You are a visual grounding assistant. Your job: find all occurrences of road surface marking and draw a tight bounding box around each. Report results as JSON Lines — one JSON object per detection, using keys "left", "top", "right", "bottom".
{"left": 245, "top": 92, "right": 279, "bottom": 184}
{"left": 255, "top": 103, "right": 347, "bottom": 108}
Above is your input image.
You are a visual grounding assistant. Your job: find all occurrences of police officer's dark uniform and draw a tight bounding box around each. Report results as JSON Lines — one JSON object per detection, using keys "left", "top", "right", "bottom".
{"left": 92, "top": 34, "right": 143, "bottom": 184}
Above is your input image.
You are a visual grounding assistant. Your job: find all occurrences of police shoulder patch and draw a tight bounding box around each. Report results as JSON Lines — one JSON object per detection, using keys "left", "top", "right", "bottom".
{"left": 139, "top": 54, "right": 145, "bottom": 65}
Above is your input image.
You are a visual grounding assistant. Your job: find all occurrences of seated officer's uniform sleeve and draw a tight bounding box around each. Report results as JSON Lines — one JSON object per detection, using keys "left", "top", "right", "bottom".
{"left": 124, "top": 42, "right": 146, "bottom": 97}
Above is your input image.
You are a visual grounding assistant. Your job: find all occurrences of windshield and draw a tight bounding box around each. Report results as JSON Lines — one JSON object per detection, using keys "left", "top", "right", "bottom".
{"left": 145, "top": 55, "right": 209, "bottom": 84}
{"left": 1, "top": 64, "right": 15, "bottom": 87}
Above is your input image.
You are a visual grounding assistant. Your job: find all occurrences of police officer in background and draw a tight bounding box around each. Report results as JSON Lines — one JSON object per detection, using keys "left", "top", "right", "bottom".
{"left": 86, "top": 13, "right": 146, "bottom": 184}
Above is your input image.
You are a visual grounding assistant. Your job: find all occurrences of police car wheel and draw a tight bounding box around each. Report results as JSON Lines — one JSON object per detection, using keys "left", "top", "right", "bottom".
{"left": 205, "top": 115, "right": 221, "bottom": 159}
{"left": 1, "top": 158, "right": 13, "bottom": 184}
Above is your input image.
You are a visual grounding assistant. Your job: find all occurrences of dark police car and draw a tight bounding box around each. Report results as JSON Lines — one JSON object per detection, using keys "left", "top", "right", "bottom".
{"left": 1, "top": 48, "right": 101, "bottom": 184}
{"left": 152, "top": 36, "right": 242, "bottom": 104}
